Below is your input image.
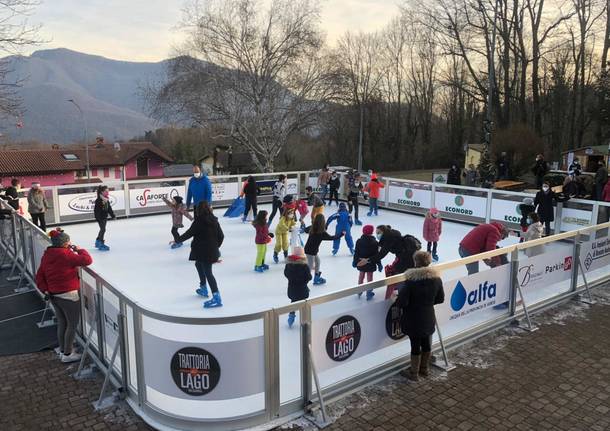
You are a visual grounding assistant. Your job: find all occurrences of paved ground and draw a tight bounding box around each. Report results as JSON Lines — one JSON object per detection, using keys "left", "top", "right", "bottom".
{"left": 0, "top": 287, "right": 609, "bottom": 431}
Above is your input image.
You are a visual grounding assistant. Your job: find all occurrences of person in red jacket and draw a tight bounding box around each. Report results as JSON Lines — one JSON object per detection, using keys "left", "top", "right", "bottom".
{"left": 458, "top": 222, "right": 508, "bottom": 275}
{"left": 36, "top": 228, "right": 92, "bottom": 363}
{"left": 364, "top": 173, "right": 385, "bottom": 216}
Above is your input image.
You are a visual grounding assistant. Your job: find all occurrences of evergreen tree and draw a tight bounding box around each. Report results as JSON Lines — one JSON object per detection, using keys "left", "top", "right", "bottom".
{"left": 477, "top": 146, "right": 496, "bottom": 188}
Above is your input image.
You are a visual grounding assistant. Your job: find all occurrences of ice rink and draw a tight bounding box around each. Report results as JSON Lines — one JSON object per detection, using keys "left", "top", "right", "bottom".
{"left": 64, "top": 204, "right": 571, "bottom": 318}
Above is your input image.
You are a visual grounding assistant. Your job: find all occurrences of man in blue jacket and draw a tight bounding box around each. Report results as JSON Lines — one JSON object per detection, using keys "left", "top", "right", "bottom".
{"left": 186, "top": 165, "right": 213, "bottom": 210}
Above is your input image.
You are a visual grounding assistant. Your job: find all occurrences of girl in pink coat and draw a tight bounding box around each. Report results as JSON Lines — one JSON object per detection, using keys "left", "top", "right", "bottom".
{"left": 423, "top": 207, "right": 442, "bottom": 262}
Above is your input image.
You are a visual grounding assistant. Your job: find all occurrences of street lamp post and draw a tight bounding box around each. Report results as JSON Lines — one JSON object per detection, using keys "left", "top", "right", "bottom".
{"left": 68, "top": 99, "right": 90, "bottom": 181}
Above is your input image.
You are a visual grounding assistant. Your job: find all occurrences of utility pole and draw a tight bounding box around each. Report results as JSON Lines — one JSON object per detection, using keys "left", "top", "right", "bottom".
{"left": 68, "top": 99, "right": 90, "bottom": 181}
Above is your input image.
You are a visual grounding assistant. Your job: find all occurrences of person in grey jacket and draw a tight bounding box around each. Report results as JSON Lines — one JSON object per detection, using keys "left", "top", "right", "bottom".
{"left": 27, "top": 182, "right": 49, "bottom": 231}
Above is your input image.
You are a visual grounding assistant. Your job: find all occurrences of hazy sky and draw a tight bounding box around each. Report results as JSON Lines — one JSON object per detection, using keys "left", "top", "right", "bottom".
{"left": 27, "top": 0, "right": 400, "bottom": 62}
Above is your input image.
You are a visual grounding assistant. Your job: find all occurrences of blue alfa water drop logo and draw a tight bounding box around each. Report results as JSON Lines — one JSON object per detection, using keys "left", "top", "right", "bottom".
{"left": 451, "top": 281, "right": 467, "bottom": 311}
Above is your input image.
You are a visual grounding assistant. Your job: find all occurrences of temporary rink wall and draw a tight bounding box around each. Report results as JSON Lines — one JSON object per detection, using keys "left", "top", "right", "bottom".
{"left": 2, "top": 172, "right": 610, "bottom": 431}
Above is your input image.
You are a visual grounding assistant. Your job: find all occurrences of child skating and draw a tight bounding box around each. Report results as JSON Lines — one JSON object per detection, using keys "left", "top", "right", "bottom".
{"left": 305, "top": 186, "right": 325, "bottom": 225}
{"left": 274, "top": 209, "right": 296, "bottom": 263}
{"left": 163, "top": 195, "right": 193, "bottom": 249}
{"left": 326, "top": 202, "right": 354, "bottom": 255}
{"left": 94, "top": 185, "right": 116, "bottom": 251}
{"left": 353, "top": 225, "right": 383, "bottom": 300}
{"left": 423, "top": 208, "right": 442, "bottom": 261}
{"left": 284, "top": 246, "right": 312, "bottom": 328}
{"left": 304, "top": 214, "right": 343, "bottom": 285}
{"left": 252, "top": 210, "right": 274, "bottom": 272}
{"left": 364, "top": 173, "right": 385, "bottom": 216}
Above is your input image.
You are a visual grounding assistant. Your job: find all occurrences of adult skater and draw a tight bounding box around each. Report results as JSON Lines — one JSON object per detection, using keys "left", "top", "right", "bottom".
{"left": 268, "top": 174, "right": 287, "bottom": 226}
{"left": 176, "top": 201, "right": 225, "bottom": 308}
{"left": 357, "top": 225, "right": 421, "bottom": 299}
{"left": 326, "top": 202, "right": 354, "bottom": 255}
{"left": 186, "top": 165, "right": 212, "bottom": 210}
{"left": 317, "top": 164, "right": 331, "bottom": 201}
{"left": 346, "top": 171, "right": 365, "bottom": 225}
{"left": 447, "top": 163, "right": 461, "bottom": 185}
{"left": 396, "top": 251, "right": 444, "bottom": 381}
{"left": 27, "top": 182, "right": 49, "bottom": 231}
{"left": 534, "top": 182, "right": 569, "bottom": 236}
{"left": 327, "top": 171, "right": 340, "bottom": 206}
{"left": 458, "top": 222, "right": 509, "bottom": 275}
{"left": 94, "top": 185, "right": 116, "bottom": 251}
{"left": 241, "top": 175, "right": 259, "bottom": 222}
{"left": 532, "top": 154, "right": 548, "bottom": 189}
{"left": 36, "top": 228, "right": 92, "bottom": 363}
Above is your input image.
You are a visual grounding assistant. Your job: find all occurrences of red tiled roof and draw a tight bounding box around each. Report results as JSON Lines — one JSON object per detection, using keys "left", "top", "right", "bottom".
{"left": 0, "top": 142, "right": 174, "bottom": 176}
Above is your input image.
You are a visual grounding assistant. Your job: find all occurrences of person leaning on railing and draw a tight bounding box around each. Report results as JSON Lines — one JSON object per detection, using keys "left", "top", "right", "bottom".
{"left": 35, "top": 228, "right": 92, "bottom": 363}
{"left": 458, "top": 222, "right": 509, "bottom": 275}
{"left": 396, "top": 251, "right": 445, "bottom": 381}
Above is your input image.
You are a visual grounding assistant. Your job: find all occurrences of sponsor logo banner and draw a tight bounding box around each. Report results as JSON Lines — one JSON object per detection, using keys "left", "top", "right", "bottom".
{"left": 129, "top": 186, "right": 185, "bottom": 209}
{"left": 171, "top": 347, "right": 221, "bottom": 396}
{"left": 490, "top": 199, "right": 527, "bottom": 225}
{"left": 435, "top": 191, "right": 487, "bottom": 218}
{"left": 325, "top": 315, "right": 361, "bottom": 362}
{"left": 388, "top": 181, "right": 432, "bottom": 209}
{"left": 211, "top": 182, "right": 239, "bottom": 202}
{"left": 257, "top": 178, "right": 298, "bottom": 196}
{"left": 581, "top": 236, "right": 610, "bottom": 273}
{"left": 517, "top": 249, "right": 573, "bottom": 293}
{"left": 560, "top": 207, "right": 592, "bottom": 232}
{"left": 58, "top": 190, "right": 125, "bottom": 217}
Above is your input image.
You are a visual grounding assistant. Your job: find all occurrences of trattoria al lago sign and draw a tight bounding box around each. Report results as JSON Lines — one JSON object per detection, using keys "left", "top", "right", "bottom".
{"left": 171, "top": 347, "right": 221, "bottom": 396}
{"left": 58, "top": 191, "right": 125, "bottom": 216}
{"left": 325, "top": 315, "right": 361, "bottom": 362}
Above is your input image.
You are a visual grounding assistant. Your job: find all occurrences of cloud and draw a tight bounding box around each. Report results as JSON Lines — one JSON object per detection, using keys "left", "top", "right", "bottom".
{"left": 26, "top": 0, "right": 400, "bottom": 61}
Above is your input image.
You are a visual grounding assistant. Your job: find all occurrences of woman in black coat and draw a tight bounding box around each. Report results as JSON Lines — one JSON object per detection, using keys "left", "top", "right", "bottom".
{"left": 397, "top": 251, "right": 444, "bottom": 381}
{"left": 242, "top": 175, "right": 258, "bottom": 222}
{"left": 534, "top": 182, "right": 569, "bottom": 236}
{"left": 176, "top": 201, "right": 225, "bottom": 308}
{"left": 447, "top": 164, "right": 462, "bottom": 185}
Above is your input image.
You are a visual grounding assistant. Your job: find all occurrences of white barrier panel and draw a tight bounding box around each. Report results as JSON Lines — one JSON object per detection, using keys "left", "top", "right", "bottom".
{"left": 388, "top": 181, "right": 431, "bottom": 209}
{"left": 212, "top": 181, "right": 239, "bottom": 202}
{"left": 311, "top": 300, "right": 406, "bottom": 373}
{"left": 517, "top": 248, "right": 573, "bottom": 305}
{"left": 490, "top": 198, "right": 525, "bottom": 224}
{"left": 560, "top": 207, "right": 593, "bottom": 232}
{"left": 580, "top": 236, "right": 610, "bottom": 273}
{"left": 101, "top": 288, "right": 122, "bottom": 372}
{"left": 129, "top": 186, "right": 187, "bottom": 210}
{"left": 435, "top": 191, "right": 487, "bottom": 218}
{"left": 59, "top": 190, "right": 125, "bottom": 216}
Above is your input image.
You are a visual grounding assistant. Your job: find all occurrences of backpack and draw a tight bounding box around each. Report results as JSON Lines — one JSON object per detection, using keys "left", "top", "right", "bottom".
{"left": 403, "top": 234, "right": 422, "bottom": 253}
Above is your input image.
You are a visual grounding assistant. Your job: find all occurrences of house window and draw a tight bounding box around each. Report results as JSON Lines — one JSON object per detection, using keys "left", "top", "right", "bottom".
{"left": 92, "top": 168, "right": 98, "bottom": 176}
{"left": 62, "top": 153, "right": 79, "bottom": 161}
{"left": 103, "top": 168, "right": 109, "bottom": 177}
{"left": 136, "top": 158, "right": 149, "bottom": 177}
{"left": 115, "top": 167, "right": 121, "bottom": 180}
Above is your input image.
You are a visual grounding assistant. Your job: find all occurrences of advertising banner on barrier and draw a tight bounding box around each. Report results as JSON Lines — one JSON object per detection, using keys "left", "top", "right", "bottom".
{"left": 432, "top": 173, "right": 448, "bottom": 183}
{"left": 560, "top": 207, "right": 592, "bottom": 232}
{"left": 388, "top": 181, "right": 431, "bottom": 209}
{"left": 436, "top": 264, "right": 511, "bottom": 326}
{"left": 517, "top": 248, "right": 573, "bottom": 294}
{"left": 129, "top": 186, "right": 186, "bottom": 209}
{"left": 211, "top": 182, "right": 239, "bottom": 202}
{"left": 257, "top": 178, "right": 298, "bottom": 197}
{"left": 311, "top": 300, "right": 407, "bottom": 372}
{"left": 141, "top": 331, "right": 265, "bottom": 401}
{"left": 580, "top": 236, "right": 610, "bottom": 273}
{"left": 59, "top": 190, "right": 125, "bottom": 216}
{"left": 435, "top": 191, "right": 487, "bottom": 218}
{"left": 490, "top": 198, "right": 526, "bottom": 225}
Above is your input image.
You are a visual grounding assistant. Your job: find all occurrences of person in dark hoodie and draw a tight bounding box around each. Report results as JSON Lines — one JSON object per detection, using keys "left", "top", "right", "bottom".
{"left": 447, "top": 163, "right": 462, "bottom": 185}
{"left": 94, "top": 185, "right": 116, "bottom": 251}
{"left": 353, "top": 224, "right": 383, "bottom": 300}
{"left": 534, "top": 182, "right": 569, "bottom": 236}
{"left": 241, "top": 175, "right": 259, "bottom": 222}
{"left": 176, "top": 201, "right": 225, "bottom": 308}
{"left": 284, "top": 246, "right": 312, "bottom": 328}
{"left": 304, "top": 214, "right": 343, "bottom": 285}
{"left": 2, "top": 178, "right": 20, "bottom": 211}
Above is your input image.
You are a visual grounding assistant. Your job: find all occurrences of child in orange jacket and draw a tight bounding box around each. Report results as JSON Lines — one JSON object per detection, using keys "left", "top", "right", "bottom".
{"left": 365, "top": 173, "right": 385, "bottom": 216}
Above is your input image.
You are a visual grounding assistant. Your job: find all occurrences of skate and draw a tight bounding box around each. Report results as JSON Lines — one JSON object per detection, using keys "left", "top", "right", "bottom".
{"left": 349, "top": 247, "right": 354, "bottom": 256}
{"left": 355, "top": 219, "right": 363, "bottom": 226}
{"left": 171, "top": 242, "right": 183, "bottom": 249}
{"left": 358, "top": 292, "right": 363, "bottom": 299}
{"left": 313, "top": 273, "right": 326, "bottom": 285}
{"left": 367, "top": 211, "right": 373, "bottom": 217}
{"left": 287, "top": 312, "right": 296, "bottom": 328}
{"left": 195, "top": 284, "right": 209, "bottom": 298}
{"left": 299, "top": 224, "right": 306, "bottom": 234}
{"left": 95, "top": 239, "right": 102, "bottom": 249}
{"left": 254, "top": 265, "right": 265, "bottom": 273}
{"left": 98, "top": 241, "right": 110, "bottom": 251}
{"left": 203, "top": 292, "right": 223, "bottom": 308}
{"left": 273, "top": 252, "right": 279, "bottom": 264}
{"left": 332, "top": 249, "right": 338, "bottom": 256}
{"left": 283, "top": 250, "right": 288, "bottom": 260}
{"left": 366, "top": 290, "right": 375, "bottom": 301}
{"left": 262, "top": 263, "right": 270, "bottom": 271}
{"left": 242, "top": 216, "right": 247, "bottom": 223}
{"left": 432, "top": 253, "right": 439, "bottom": 262}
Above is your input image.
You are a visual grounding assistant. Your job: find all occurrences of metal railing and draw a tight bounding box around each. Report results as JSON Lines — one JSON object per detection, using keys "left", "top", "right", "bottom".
{"left": 1, "top": 173, "right": 609, "bottom": 431}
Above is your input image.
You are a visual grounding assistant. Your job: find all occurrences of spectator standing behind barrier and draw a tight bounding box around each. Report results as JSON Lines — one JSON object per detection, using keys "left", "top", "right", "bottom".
{"left": 317, "top": 164, "right": 331, "bottom": 201}
{"left": 463, "top": 164, "right": 478, "bottom": 187}
{"left": 496, "top": 152, "right": 510, "bottom": 180}
{"left": 532, "top": 154, "right": 548, "bottom": 189}
{"left": 35, "top": 228, "right": 92, "bottom": 363}
{"left": 446, "top": 163, "right": 461, "bottom": 185}
{"left": 534, "top": 182, "right": 569, "bottom": 236}
{"left": 594, "top": 160, "right": 608, "bottom": 201}
{"left": 396, "top": 251, "right": 444, "bottom": 381}
{"left": 2, "top": 178, "right": 20, "bottom": 211}
{"left": 27, "top": 182, "right": 49, "bottom": 231}
{"left": 458, "top": 222, "right": 508, "bottom": 275}
{"left": 186, "top": 165, "right": 213, "bottom": 210}
{"left": 569, "top": 157, "right": 582, "bottom": 176}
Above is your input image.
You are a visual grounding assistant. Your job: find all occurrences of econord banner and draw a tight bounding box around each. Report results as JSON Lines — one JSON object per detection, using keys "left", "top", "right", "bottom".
{"left": 435, "top": 191, "right": 487, "bottom": 218}
{"left": 311, "top": 299, "right": 407, "bottom": 373}
{"left": 517, "top": 248, "right": 573, "bottom": 294}
{"left": 490, "top": 198, "right": 527, "bottom": 225}
{"left": 58, "top": 190, "right": 125, "bottom": 217}
{"left": 388, "top": 181, "right": 432, "bottom": 209}
{"left": 129, "top": 186, "right": 186, "bottom": 209}
{"left": 436, "top": 264, "right": 511, "bottom": 326}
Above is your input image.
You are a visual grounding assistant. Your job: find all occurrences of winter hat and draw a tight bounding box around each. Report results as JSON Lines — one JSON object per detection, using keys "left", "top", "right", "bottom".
{"left": 522, "top": 197, "right": 533, "bottom": 206}
{"left": 339, "top": 202, "right": 347, "bottom": 211}
{"left": 429, "top": 207, "right": 439, "bottom": 216}
{"left": 173, "top": 195, "right": 183, "bottom": 204}
{"left": 288, "top": 246, "right": 307, "bottom": 262}
{"left": 371, "top": 173, "right": 378, "bottom": 181}
{"left": 49, "top": 228, "right": 70, "bottom": 247}
{"left": 363, "top": 225, "right": 374, "bottom": 236}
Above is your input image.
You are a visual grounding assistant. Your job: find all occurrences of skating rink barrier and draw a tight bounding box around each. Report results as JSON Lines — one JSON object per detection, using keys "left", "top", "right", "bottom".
{"left": 2, "top": 175, "right": 610, "bottom": 430}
